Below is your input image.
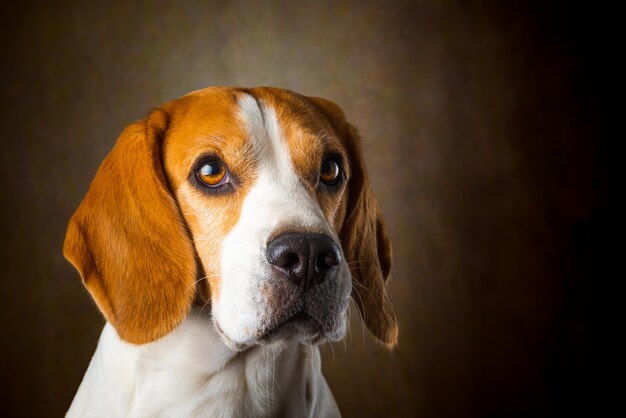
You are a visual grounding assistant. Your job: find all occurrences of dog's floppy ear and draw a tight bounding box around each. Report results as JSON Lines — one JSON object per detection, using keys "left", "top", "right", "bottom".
{"left": 63, "top": 108, "right": 197, "bottom": 344}
{"left": 308, "top": 96, "right": 398, "bottom": 348}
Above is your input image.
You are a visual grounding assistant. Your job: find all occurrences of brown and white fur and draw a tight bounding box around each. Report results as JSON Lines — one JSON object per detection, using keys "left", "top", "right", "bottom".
{"left": 64, "top": 87, "right": 397, "bottom": 417}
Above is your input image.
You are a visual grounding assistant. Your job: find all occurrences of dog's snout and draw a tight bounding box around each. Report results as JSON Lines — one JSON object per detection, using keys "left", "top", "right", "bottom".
{"left": 266, "top": 233, "right": 341, "bottom": 291}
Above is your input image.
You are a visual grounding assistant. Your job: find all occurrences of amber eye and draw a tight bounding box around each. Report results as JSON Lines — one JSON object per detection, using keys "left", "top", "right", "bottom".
{"left": 320, "top": 157, "right": 341, "bottom": 185}
{"left": 197, "top": 160, "right": 227, "bottom": 187}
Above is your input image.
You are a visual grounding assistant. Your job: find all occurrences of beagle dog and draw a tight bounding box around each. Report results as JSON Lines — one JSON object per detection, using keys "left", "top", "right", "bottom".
{"left": 64, "top": 87, "right": 397, "bottom": 417}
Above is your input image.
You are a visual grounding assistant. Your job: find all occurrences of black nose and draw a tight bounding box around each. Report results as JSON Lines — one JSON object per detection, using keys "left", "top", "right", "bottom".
{"left": 266, "top": 233, "right": 342, "bottom": 291}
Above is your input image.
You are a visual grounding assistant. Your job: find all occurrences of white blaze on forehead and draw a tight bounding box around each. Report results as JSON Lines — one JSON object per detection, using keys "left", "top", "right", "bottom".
{"left": 237, "top": 94, "right": 301, "bottom": 185}
{"left": 214, "top": 94, "right": 332, "bottom": 346}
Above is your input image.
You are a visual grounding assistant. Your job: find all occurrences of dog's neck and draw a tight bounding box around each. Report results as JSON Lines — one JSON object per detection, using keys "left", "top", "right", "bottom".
{"left": 67, "top": 308, "right": 340, "bottom": 418}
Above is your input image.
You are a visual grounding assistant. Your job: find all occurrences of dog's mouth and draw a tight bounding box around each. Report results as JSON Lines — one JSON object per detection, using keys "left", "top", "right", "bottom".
{"left": 257, "top": 305, "right": 324, "bottom": 345}
{"left": 212, "top": 303, "right": 327, "bottom": 351}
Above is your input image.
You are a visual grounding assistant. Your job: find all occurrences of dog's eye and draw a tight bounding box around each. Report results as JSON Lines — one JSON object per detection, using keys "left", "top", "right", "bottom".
{"left": 320, "top": 157, "right": 341, "bottom": 185}
{"left": 197, "top": 161, "right": 227, "bottom": 187}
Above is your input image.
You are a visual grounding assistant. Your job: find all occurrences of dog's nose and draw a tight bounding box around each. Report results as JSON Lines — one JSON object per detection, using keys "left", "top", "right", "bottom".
{"left": 266, "top": 233, "right": 341, "bottom": 291}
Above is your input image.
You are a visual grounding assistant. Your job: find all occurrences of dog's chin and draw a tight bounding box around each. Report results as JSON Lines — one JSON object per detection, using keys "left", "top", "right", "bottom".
{"left": 212, "top": 320, "right": 253, "bottom": 352}
{"left": 214, "top": 309, "right": 348, "bottom": 352}
{"left": 257, "top": 311, "right": 322, "bottom": 345}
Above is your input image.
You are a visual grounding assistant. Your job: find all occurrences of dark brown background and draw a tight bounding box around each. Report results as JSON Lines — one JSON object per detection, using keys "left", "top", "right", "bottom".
{"left": 0, "top": 1, "right": 614, "bottom": 417}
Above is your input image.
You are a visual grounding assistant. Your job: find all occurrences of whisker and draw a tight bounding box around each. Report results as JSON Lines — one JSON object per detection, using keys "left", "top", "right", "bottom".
{"left": 197, "top": 296, "right": 212, "bottom": 319}
{"left": 287, "top": 342, "right": 298, "bottom": 366}
{"left": 352, "top": 278, "right": 376, "bottom": 300}
{"left": 185, "top": 274, "right": 221, "bottom": 293}
{"left": 272, "top": 349, "right": 282, "bottom": 402}
{"left": 349, "top": 292, "right": 367, "bottom": 348}
{"left": 344, "top": 303, "right": 352, "bottom": 354}
{"left": 347, "top": 259, "right": 376, "bottom": 266}
{"left": 263, "top": 347, "right": 270, "bottom": 408}
{"left": 266, "top": 347, "right": 272, "bottom": 408}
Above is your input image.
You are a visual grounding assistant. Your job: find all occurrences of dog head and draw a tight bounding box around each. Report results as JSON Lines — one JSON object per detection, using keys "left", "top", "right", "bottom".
{"left": 64, "top": 87, "right": 398, "bottom": 350}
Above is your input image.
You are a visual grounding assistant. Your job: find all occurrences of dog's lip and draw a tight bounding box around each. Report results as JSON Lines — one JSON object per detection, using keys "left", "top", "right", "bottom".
{"left": 212, "top": 319, "right": 252, "bottom": 352}
{"left": 213, "top": 300, "right": 338, "bottom": 349}
{"left": 261, "top": 309, "right": 307, "bottom": 336}
{"left": 258, "top": 307, "right": 321, "bottom": 341}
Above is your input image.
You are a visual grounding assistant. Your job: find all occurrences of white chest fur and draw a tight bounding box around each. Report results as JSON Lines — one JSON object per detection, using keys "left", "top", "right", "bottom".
{"left": 67, "top": 309, "right": 340, "bottom": 418}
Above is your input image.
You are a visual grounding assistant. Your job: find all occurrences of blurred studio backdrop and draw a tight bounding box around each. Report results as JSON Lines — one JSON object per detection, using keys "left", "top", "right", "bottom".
{"left": 0, "top": 1, "right": 612, "bottom": 417}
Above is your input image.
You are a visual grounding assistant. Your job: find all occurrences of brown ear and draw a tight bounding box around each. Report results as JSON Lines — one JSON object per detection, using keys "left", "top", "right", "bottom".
{"left": 63, "top": 108, "right": 197, "bottom": 344}
{"left": 308, "top": 96, "right": 398, "bottom": 348}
